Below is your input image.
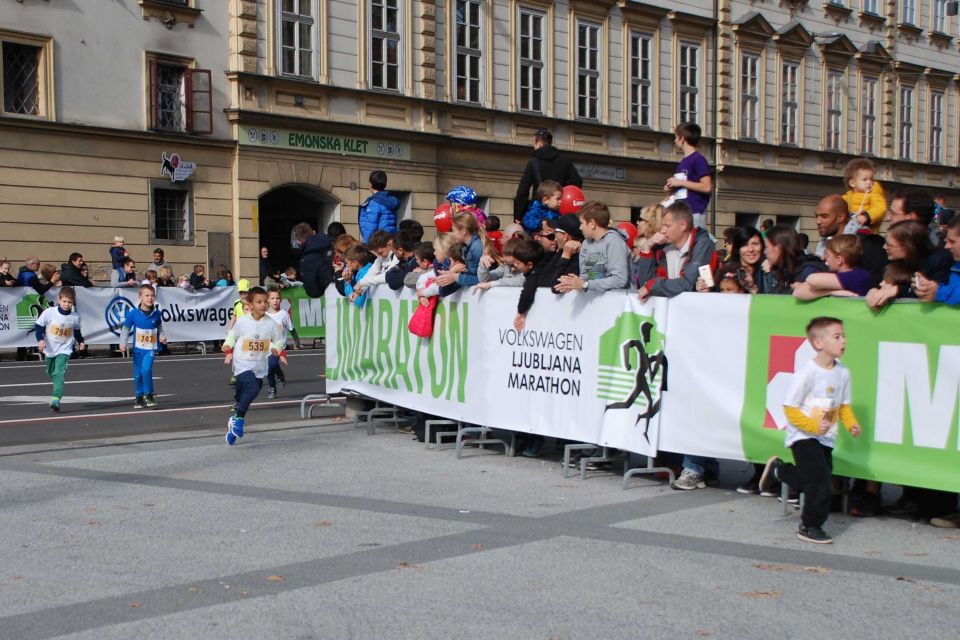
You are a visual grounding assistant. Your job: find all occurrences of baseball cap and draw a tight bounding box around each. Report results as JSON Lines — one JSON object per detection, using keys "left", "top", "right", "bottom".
{"left": 236, "top": 278, "right": 251, "bottom": 292}
{"left": 545, "top": 214, "right": 583, "bottom": 240}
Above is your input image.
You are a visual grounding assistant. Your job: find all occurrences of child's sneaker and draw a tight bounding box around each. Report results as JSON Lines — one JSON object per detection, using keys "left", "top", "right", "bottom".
{"left": 50, "top": 398, "right": 61, "bottom": 412}
{"left": 759, "top": 456, "right": 784, "bottom": 495}
{"left": 797, "top": 525, "right": 833, "bottom": 544}
{"left": 144, "top": 394, "right": 157, "bottom": 408}
{"left": 229, "top": 415, "right": 245, "bottom": 439}
{"left": 228, "top": 375, "right": 236, "bottom": 386}
{"left": 277, "top": 373, "right": 286, "bottom": 388}
{"left": 268, "top": 387, "right": 277, "bottom": 399}
{"left": 133, "top": 395, "right": 146, "bottom": 409}
{"left": 225, "top": 428, "right": 237, "bottom": 445}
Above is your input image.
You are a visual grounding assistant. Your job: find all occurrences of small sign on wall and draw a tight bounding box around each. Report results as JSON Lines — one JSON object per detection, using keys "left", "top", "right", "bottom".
{"left": 161, "top": 152, "right": 197, "bottom": 182}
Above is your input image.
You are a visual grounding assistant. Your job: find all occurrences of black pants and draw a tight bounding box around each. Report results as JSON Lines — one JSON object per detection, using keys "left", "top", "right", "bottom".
{"left": 780, "top": 439, "right": 833, "bottom": 528}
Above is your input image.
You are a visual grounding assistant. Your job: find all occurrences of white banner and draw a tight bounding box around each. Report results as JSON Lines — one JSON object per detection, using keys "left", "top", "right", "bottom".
{"left": 0, "top": 286, "right": 239, "bottom": 346}
{"left": 324, "top": 286, "right": 668, "bottom": 456}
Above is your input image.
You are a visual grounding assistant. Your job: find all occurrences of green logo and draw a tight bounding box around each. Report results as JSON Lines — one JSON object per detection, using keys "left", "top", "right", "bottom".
{"left": 16, "top": 292, "right": 45, "bottom": 331}
{"left": 597, "top": 312, "right": 667, "bottom": 442}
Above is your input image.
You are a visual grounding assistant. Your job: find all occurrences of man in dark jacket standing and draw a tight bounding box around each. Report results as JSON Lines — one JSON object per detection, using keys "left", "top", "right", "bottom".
{"left": 358, "top": 170, "right": 400, "bottom": 243}
{"left": 293, "top": 222, "right": 334, "bottom": 298}
{"left": 60, "top": 253, "right": 94, "bottom": 287}
{"left": 513, "top": 129, "right": 583, "bottom": 222}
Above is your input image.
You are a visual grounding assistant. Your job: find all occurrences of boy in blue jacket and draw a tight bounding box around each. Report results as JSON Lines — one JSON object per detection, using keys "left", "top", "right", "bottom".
{"left": 359, "top": 170, "right": 400, "bottom": 243}
{"left": 917, "top": 216, "right": 960, "bottom": 304}
{"left": 521, "top": 179, "right": 562, "bottom": 234}
{"left": 120, "top": 284, "right": 167, "bottom": 408}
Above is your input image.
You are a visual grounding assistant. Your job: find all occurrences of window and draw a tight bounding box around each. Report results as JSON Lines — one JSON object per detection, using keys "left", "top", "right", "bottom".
{"left": 370, "top": 0, "right": 401, "bottom": 91}
{"left": 825, "top": 71, "right": 843, "bottom": 151}
{"left": 861, "top": 76, "right": 877, "bottom": 155}
{"left": 279, "top": 0, "right": 316, "bottom": 78}
{"left": 2, "top": 41, "right": 41, "bottom": 115}
{"left": 740, "top": 53, "right": 760, "bottom": 140}
{"left": 863, "top": 0, "right": 879, "bottom": 13}
{"left": 679, "top": 42, "right": 699, "bottom": 124}
{"left": 518, "top": 8, "right": 544, "bottom": 113}
{"left": 900, "top": 0, "right": 916, "bottom": 24}
{"left": 930, "top": 91, "right": 943, "bottom": 164}
{"left": 148, "top": 60, "right": 212, "bottom": 134}
{"left": 781, "top": 62, "right": 799, "bottom": 145}
{"left": 899, "top": 85, "right": 913, "bottom": 159}
{"left": 629, "top": 32, "right": 652, "bottom": 128}
{"left": 575, "top": 20, "right": 600, "bottom": 120}
{"left": 454, "top": 0, "right": 482, "bottom": 103}
{"left": 150, "top": 181, "right": 193, "bottom": 244}
{"left": 933, "top": 0, "right": 949, "bottom": 32}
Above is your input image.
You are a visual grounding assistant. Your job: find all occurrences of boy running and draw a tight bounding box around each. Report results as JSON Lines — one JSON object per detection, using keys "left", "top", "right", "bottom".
{"left": 35, "top": 286, "right": 85, "bottom": 412}
{"left": 222, "top": 286, "right": 285, "bottom": 445}
{"left": 119, "top": 284, "right": 167, "bottom": 408}
{"left": 265, "top": 288, "right": 302, "bottom": 399}
{"left": 760, "top": 317, "right": 863, "bottom": 544}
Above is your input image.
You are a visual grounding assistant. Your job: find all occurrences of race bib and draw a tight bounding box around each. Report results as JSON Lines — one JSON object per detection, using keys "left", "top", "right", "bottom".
{"left": 242, "top": 339, "right": 270, "bottom": 357}
{"left": 135, "top": 328, "right": 158, "bottom": 349}
{"left": 50, "top": 324, "right": 73, "bottom": 342}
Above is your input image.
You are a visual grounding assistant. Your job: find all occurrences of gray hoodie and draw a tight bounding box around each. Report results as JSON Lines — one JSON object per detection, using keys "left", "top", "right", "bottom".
{"left": 578, "top": 229, "right": 630, "bottom": 291}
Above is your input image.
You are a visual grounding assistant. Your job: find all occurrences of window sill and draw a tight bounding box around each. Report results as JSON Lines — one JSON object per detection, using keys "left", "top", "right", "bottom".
{"left": 824, "top": 4, "right": 853, "bottom": 19}
{"left": 140, "top": 0, "right": 202, "bottom": 29}
{"left": 896, "top": 23, "right": 923, "bottom": 40}
{"left": 858, "top": 11, "right": 886, "bottom": 28}
{"left": 0, "top": 111, "right": 51, "bottom": 122}
{"left": 929, "top": 31, "right": 953, "bottom": 47}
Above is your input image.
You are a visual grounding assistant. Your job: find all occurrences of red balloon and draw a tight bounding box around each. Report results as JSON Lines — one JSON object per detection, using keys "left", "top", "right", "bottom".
{"left": 559, "top": 185, "right": 586, "bottom": 214}
{"left": 616, "top": 221, "right": 638, "bottom": 248}
{"left": 433, "top": 203, "right": 453, "bottom": 233}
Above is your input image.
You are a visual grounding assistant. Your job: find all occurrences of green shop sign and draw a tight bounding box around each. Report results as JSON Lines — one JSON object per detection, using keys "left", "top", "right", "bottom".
{"left": 241, "top": 126, "right": 411, "bottom": 160}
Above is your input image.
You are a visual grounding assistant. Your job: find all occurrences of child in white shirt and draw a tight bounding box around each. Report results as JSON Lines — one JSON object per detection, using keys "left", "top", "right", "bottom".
{"left": 35, "top": 287, "right": 86, "bottom": 411}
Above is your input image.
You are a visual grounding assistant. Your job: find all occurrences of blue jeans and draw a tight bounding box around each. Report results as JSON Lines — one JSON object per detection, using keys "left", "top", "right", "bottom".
{"left": 267, "top": 354, "right": 281, "bottom": 388}
{"left": 234, "top": 370, "right": 263, "bottom": 416}
{"left": 133, "top": 349, "right": 156, "bottom": 396}
{"left": 683, "top": 455, "right": 719, "bottom": 477}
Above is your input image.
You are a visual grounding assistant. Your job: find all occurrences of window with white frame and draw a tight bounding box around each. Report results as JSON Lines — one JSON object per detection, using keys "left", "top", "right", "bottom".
{"left": 679, "top": 42, "right": 699, "bottom": 124}
{"left": 740, "top": 53, "right": 760, "bottom": 140}
{"left": 150, "top": 180, "right": 193, "bottom": 245}
{"left": 929, "top": 91, "right": 943, "bottom": 164}
{"left": 900, "top": 0, "right": 916, "bottom": 25}
{"left": 781, "top": 61, "right": 799, "bottom": 145}
{"left": 629, "top": 32, "right": 652, "bottom": 127}
{"left": 454, "top": 0, "right": 482, "bottom": 103}
{"left": 861, "top": 76, "right": 877, "bottom": 155}
{"left": 370, "top": 0, "right": 401, "bottom": 91}
{"left": 825, "top": 71, "right": 843, "bottom": 151}
{"left": 2, "top": 40, "right": 42, "bottom": 116}
{"left": 899, "top": 85, "right": 913, "bottom": 159}
{"left": 863, "top": 0, "right": 880, "bottom": 14}
{"left": 933, "top": 0, "right": 949, "bottom": 33}
{"left": 279, "top": 0, "right": 316, "bottom": 78}
{"left": 575, "top": 20, "right": 600, "bottom": 120}
{"left": 518, "top": 8, "right": 544, "bottom": 113}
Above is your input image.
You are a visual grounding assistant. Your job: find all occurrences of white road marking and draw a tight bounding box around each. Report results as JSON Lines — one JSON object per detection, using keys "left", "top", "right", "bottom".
{"left": 0, "top": 378, "right": 162, "bottom": 388}
{"left": 0, "top": 351, "right": 324, "bottom": 370}
{"left": 0, "top": 394, "right": 174, "bottom": 404}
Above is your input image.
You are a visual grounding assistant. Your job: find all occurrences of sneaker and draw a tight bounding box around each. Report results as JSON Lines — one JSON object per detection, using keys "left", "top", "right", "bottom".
{"left": 759, "top": 481, "right": 781, "bottom": 498}
{"left": 133, "top": 395, "right": 146, "bottom": 409}
{"left": 228, "top": 415, "right": 245, "bottom": 439}
{"left": 277, "top": 373, "right": 286, "bottom": 388}
{"left": 930, "top": 513, "right": 960, "bottom": 529}
{"left": 758, "top": 456, "right": 784, "bottom": 495}
{"left": 398, "top": 424, "right": 414, "bottom": 434}
{"left": 737, "top": 477, "right": 761, "bottom": 495}
{"left": 228, "top": 375, "right": 236, "bottom": 386}
{"left": 778, "top": 491, "right": 801, "bottom": 505}
{"left": 886, "top": 497, "right": 918, "bottom": 516}
{"left": 797, "top": 525, "right": 833, "bottom": 544}
{"left": 848, "top": 492, "right": 881, "bottom": 517}
{"left": 671, "top": 468, "right": 706, "bottom": 491}
{"left": 144, "top": 394, "right": 157, "bottom": 408}
{"left": 50, "top": 398, "right": 61, "bottom": 412}
{"left": 267, "top": 387, "right": 277, "bottom": 399}
{"left": 522, "top": 440, "right": 543, "bottom": 458}
{"left": 585, "top": 460, "right": 613, "bottom": 471}
{"left": 225, "top": 429, "right": 237, "bottom": 445}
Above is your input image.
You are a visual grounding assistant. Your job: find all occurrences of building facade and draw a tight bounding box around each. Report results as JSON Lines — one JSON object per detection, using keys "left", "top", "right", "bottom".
{"left": 1, "top": 0, "right": 959, "bottom": 281}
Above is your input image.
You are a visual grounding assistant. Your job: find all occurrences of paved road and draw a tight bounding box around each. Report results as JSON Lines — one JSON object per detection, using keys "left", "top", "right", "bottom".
{"left": 0, "top": 422, "right": 958, "bottom": 639}
{"left": 0, "top": 349, "right": 334, "bottom": 446}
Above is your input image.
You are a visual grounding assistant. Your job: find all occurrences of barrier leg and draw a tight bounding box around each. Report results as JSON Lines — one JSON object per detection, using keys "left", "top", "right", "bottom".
{"left": 563, "top": 443, "right": 599, "bottom": 479}
{"left": 299, "top": 394, "right": 332, "bottom": 419}
{"left": 456, "top": 426, "right": 513, "bottom": 459}
{"left": 623, "top": 456, "right": 677, "bottom": 489}
{"left": 425, "top": 420, "right": 459, "bottom": 449}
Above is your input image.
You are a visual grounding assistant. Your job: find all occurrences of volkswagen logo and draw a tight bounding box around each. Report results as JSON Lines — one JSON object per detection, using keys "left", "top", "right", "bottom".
{"left": 104, "top": 295, "right": 135, "bottom": 337}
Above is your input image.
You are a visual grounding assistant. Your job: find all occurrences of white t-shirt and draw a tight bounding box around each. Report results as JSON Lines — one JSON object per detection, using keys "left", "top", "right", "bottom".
{"left": 783, "top": 358, "right": 851, "bottom": 448}
{"left": 226, "top": 314, "right": 284, "bottom": 378}
{"left": 266, "top": 309, "right": 294, "bottom": 349}
{"left": 37, "top": 307, "right": 82, "bottom": 358}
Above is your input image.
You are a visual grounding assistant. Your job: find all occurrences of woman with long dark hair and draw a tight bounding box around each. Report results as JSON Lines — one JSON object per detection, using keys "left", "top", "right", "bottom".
{"left": 866, "top": 220, "right": 952, "bottom": 308}
{"left": 760, "top": 224, "right": 826, "bottom": 294}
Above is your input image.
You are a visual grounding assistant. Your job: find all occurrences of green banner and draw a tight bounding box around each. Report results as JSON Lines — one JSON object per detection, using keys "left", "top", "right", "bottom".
{"left": 240, "top": 126, "right": 411, "bottom": 160}
{"left": 741, "top": 296, "right": 960, "bottom": 492}
{"left": 285, "top": 287, "right": 325, "bottom": 339}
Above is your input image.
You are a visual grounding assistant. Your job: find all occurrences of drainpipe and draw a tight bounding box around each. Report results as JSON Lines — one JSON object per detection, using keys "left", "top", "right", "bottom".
{"left": 710, "top": 0, "right": 720, "bottom": 237}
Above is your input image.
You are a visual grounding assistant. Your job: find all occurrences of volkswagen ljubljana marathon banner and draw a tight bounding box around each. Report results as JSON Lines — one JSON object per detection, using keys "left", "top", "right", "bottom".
{"left": 325, "top": 287, "right": 960, "bottom": 493}
{"left": 0, "top": 286, "right": 324, "bottom": 347}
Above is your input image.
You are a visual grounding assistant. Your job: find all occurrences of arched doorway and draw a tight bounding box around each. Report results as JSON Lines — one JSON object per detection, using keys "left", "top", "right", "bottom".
{"left": 258, "top": 184, "right": 340, "bottom": 279}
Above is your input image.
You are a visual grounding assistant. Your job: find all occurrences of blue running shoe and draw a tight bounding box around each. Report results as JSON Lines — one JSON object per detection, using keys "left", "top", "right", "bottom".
{"left": 50, "top": 398, "right": 61, "bottom": 412}
{"left": 225, "top": 428, "right": 237, "bottom": 445}
{"left": 229, "top": 415, "right": 245, "bottom": 439}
